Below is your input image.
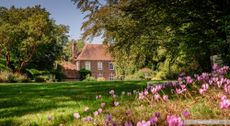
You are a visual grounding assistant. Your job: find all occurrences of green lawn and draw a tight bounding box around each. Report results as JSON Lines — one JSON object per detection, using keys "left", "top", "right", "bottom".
{"left": 0, "top": 81, "right": 148, "bottom": 126}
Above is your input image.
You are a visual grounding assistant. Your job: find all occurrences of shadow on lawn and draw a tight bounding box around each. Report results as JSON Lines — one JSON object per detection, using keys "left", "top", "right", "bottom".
{"left": 0, "top": 81, "right": 147, "bottom": 125}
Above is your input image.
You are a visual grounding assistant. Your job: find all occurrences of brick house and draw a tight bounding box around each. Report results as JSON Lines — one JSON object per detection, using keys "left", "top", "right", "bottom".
{"left": 61, "top": 43, "right": 115, "bottom": 80}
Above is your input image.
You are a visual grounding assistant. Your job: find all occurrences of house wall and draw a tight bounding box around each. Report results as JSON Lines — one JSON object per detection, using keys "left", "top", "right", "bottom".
{"left": 77, "top": 60, "right": 115, "bottom": 80}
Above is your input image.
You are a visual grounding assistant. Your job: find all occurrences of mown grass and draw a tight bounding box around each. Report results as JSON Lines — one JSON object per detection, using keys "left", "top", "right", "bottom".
{"left": 1, "top": 80, "right": 229, "bottom": 126}
{"left": 0, "top": 81, "right": 149, "bottom": 126}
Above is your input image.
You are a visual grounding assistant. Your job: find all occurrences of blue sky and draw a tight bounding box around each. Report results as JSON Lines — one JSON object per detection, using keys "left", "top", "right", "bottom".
{"left": 0, "top": 0, "right": 102, "bottom": 43}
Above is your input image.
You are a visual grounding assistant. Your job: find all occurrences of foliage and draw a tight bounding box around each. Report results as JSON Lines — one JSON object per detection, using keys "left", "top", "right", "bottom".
{"left": 26, "top": 68, "right": 50, "bottom": 79}
{"left": 73, "top": 0, "right": 230, "bottom": 77}
{"left": 83, "top": 74, "right": 96, "bottom": 81}
{"left": 54, "top": 64, "right": 66, "bottom": 82}
{"left": 79, "top": 68, "right": 91, "bottom": 81}
{"left": 62, "top": 39, "right": 85, "bottom": 61}
{"left": 0, "top": 5, "right": 68, "bottom": 73}
{"left": 0, "top": 71, "right": 29, "bottom": 82}
{"left": 125, "top": 68, "right": 154, "bottom": 80}
{"left": 97, "top": 77, "right": 105, "bottom": 81}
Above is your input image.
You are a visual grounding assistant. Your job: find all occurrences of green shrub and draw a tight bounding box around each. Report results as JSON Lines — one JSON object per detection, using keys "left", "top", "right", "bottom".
{"left": 54, "top": 65, "right": 65, "bottom": 82}
{"left": 0, "top": 71, "right": 11, "bottom": 82}
{"left": 26, "top": 69, "right": 50, "bottom": 79}
{"left": 79, "top": 68, "right": 91, "bottom": 81}
{"left": 34, "top": 75, "right": 54, "bottom": 82}
{"left": 0, "top": 71, "right": 29, "bottom": 83}
{"left": 35, "top": 76, "right": 46, "bottom": 82}
{"left": 83, "top": 74, "right": 96, "bottom": 81}
{"left": 125, "top": 68, "right": 154, "bottom": 80}
{"left": 97, "top": 77, "right": 105, "bottom": 81}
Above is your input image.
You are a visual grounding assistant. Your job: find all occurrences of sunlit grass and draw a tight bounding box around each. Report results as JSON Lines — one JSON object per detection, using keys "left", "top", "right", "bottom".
{"left": 0, "top": 81, "right": 148, "bottom": 126}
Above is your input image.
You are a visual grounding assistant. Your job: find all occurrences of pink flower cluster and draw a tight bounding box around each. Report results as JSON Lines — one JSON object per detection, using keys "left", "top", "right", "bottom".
{"left": 220, "top": 95, "right": 230, "bottom": 109}
{"left": 136, "top": 112, "right": 160, "bottom": 126}
{"left": 167, "top": 115, "right": 184, "bottom": 126}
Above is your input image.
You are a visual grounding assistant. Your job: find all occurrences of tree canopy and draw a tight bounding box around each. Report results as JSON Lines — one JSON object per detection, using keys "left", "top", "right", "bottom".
{"left": 73, "top": 0, "right": 230, "bottom": 77}
{"left": 0, "top": 5, "right": 68, "bottom": 73}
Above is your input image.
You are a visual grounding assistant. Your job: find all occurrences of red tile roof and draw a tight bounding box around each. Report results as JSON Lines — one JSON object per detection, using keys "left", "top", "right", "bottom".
{"left": 76, "top": 44, "right": 113, "bottom": 61}
{"left": 59, "top": 61, "right": 77, "bottom": 70}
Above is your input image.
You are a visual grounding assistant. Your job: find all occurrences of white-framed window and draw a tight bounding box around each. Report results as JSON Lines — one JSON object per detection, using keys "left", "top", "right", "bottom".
{"left": 85, "top": 61, "right": 91, "bottom": 70}
{"left": 109, "top": 73, "right": 114, "bottom": 80}
{"left": 109, "top": 62, "right": 114, "bottom": 70}
{"left": 98, "top": 72, "right": 103, "bottom": 78}
{"left": 97, "top": 62, "right": 103, "bottom": 70}
{"left": 76, "top": 61, "right": 80, "bottom": 71}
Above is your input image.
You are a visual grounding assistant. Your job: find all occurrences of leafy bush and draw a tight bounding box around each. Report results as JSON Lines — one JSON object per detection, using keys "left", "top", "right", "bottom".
{"left": 34, "top": 76, "right": 46, "bottom": 82}
{"left": 83, "top": 74, "right": 96, "bottom": 81}
{"left": 97, "top": 77, "right": 105, "bottom": 81}
{"left": 79, "top": 68, "right": 91, "bottom": 81}
{"left": 26, "top": 69, "right": 50, "bottom": 79}
{"left": 125, "top": 68, "right": 154, "bottom": 80}
{"left": 0, "top": 71, "right": 29, "bottom": 83}
{"left": 0, "top": 71, "right": 10, "bottom": 82}
{"left": 54, "top": 64, "right": 65, "bottom": 82}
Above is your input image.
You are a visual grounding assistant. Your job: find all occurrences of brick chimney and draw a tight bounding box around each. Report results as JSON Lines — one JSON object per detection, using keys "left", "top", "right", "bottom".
{"left": 72, "top": 42, "right": 77, "bottom": 60}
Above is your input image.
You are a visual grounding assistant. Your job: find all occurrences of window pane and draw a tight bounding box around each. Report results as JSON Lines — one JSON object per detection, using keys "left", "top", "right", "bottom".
{"left": 98, "top": 62, "right": 103, "bottom": 70}
{"left": 109, "top": 73, "right": 114, "bottom": 80}
{"left": 109, "top": 62, "right": 114, "bottom": 70}
{"left": 85, "top": 61, "right": 91, "bottom": 70}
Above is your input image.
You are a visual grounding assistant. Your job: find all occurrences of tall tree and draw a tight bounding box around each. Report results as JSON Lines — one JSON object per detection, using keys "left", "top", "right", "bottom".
{"left": 0, "top": 5, "right": 68, "bottom": 73}
{"left": 73, "top": 0, "right": 230, "bottom": 76}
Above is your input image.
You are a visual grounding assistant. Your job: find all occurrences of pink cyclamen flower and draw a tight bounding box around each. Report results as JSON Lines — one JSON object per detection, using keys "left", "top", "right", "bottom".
{"left": 202, "top": 83, "right": 209, "bottom": 90}
{"left": 154, "top": 94, "right": 160, "bottom": 101}
{"left": 114, "top": 101, "right": 119, "bottom": 106}
{"left": 94, "top": 111, "right": 99, "bottom": 116}
{"left": 199, "top": 88, "right": 205, "bottom": 95}
{"left": 73, "top": 112, "right": 80, "bottom": 119}
{"left": 109, "top": 90, "right": 115, "bottom": 95}
{"left": 167, "top": 115, "right": 184, "bottom": 126}
{"left": 105, "top": 114, "right": 112, "bottom": 122}
{"left": 48, "top": 115, "right": 53, "bottom": 121}
{"left": 101, "top": 102, "right": 106, "bottom": 108}
{"left": 144, "top": 90, "right": 149, "bottom": 95}
{"left": 127, "top": 92, "right": 132, "bottom": 96}
{"left": 136, "top": 120, "right": 151, "bottom": 126}
{"left": 180, "top": 84, "right": 186, "bottom": 89}
{"left": 84, "top": 107, "right": 89, "bottom": 112}
{"left": 221, "top": 95, "right": 227, "bottom": 101}
{"left": 163, "top": 95, "right": 168, "bottom": 101}
{"left": 220, "top": 95, "right": 230, "bottom": 110}
{"left": 96, "top": 95, "right": 102, "bottom": 99}
{"left": 176, "top": 88, "right": 183, "bottom": 94}
{"left": 98, "top": 108, "right": 103, "bottom": 113}
{"left": 186, "top": 76, "right": 193, "bottom": 84}
{"left": 224, "top": 84, "right": 230, "bottom": 94}
{"left": 212, "top": 63, "right": 218, "bottom": 70}
{"left": 139, "top": 92, "right": 145, "bottom": 100}
{"left": 149, "top": 116, "right": 158, "bottom": 124}
{"left": 82, "top": 116, "right": 93, "bottom": 122}
{"left": 124, "top": 121, "right": 133, "bottom": 126}
{"left": 151, "top": 88, "right": 157, "bottom": 94}
{"left": 112, "top": 94, "right": 117, "bottom": 98}
{"left": 182, "top": 110, "right": 190, "bottom": 118}
{"left": 121, "top": 91, "right": 125, "bottom": 95}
